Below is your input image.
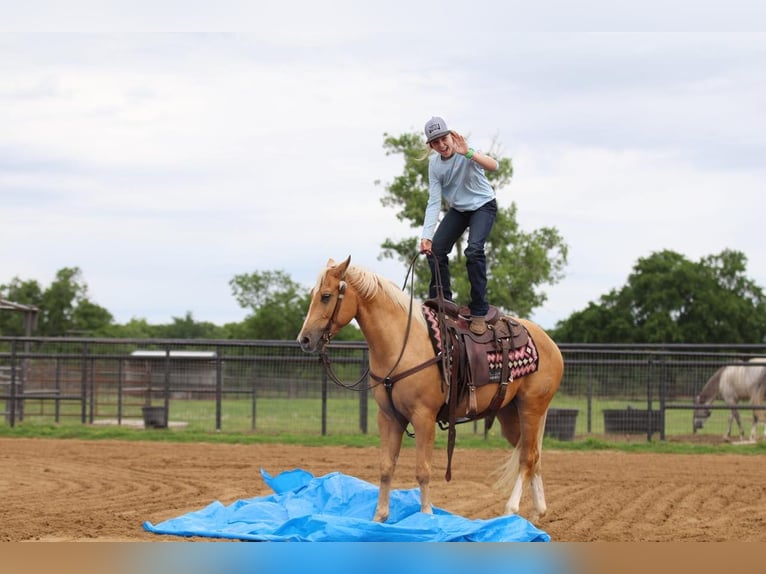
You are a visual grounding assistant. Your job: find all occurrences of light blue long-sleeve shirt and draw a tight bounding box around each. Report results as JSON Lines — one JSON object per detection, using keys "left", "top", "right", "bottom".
{"left": 420, "top": 150, "right": 497, "bottom": 240}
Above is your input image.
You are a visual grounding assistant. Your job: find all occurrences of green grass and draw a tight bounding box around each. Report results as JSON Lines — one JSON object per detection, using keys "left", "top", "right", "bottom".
{"left": 3, "top": 394, "right": 765, "bottom": 455}
{"left": 547, "top": 394, "right": 757, "bottom": 439}
{"left": 2, "top": 418, "right": 765, "bottom": 455}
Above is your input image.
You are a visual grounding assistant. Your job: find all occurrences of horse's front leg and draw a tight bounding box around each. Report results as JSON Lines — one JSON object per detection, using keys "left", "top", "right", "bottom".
{"left": 373, "top": 410, "right": 404, "bottom": 522}
{"left": 750, "top": 415, "right": 757, "bottom": 442}
{"left": 727, "top": 407, "right": 745, "bottom": 439}
{"left": 411, "top": 410, "right": 437, "bottom": 514}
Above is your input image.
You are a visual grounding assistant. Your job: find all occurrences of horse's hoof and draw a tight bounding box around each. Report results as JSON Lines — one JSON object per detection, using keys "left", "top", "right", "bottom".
{"left": 503, "top": 503, "right": 519, "bottom": 516}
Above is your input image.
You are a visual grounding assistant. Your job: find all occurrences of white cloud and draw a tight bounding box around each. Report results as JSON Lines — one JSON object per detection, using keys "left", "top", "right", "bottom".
{"left": 516, "top": 144, "right": 766, "bottom": 327}
{"left": 1, "top": 26, "right": 765, "bottom": 331}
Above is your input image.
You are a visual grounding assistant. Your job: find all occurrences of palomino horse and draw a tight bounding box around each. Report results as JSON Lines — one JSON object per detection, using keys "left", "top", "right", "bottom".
{"left": 693, "top": 358, "right": 766, "bottom": 441}
{"left": 297, "top": 257, "right": 564, "bottom": 522}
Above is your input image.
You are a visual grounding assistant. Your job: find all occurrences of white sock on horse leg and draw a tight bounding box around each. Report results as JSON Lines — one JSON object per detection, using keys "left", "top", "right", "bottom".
{"left": 529, "top": 474, "right": 547, "bottom": 519}
{"left": 504, "top": 474, "right": 524, "bottom": 515}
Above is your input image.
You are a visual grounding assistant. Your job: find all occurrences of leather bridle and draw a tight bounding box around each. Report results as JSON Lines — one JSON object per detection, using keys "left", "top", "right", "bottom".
{"left": 317, "top": 276, "right": 372, "bottom": 391}
{"left": 320, "top": 278, "right": 347, "bottom": 348}
{"left": 316, "top": 257, "right": 442, "bottom": 429}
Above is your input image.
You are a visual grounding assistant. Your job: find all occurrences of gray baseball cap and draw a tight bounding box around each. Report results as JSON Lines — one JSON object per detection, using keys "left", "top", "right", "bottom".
{"left": 424, "top": 116, "right": 450, "bottom": 143}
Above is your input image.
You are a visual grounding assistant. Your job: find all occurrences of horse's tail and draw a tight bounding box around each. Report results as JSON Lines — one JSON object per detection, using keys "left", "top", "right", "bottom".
{"left": 493, "top": 443, "right": 520, "bottom": 492}
{"left": 492, "top": 408, "right": 547, "bottom": 492}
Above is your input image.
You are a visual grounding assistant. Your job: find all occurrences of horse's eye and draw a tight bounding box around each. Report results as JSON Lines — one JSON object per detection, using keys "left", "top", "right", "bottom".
{"left": 320, "top": 293, "right": 332, "bottom": 303}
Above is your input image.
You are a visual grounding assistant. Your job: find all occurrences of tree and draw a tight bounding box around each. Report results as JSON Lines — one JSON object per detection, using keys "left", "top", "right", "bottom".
{"left": 377, "top": 132, "right": 568, "bottom": 318}
{"left": 0, "top": 278, "right": 43, "bottom": 336}
{"left": 71, "top": 300, "right": 115, "bottom": 337}
{"left": 0, "top": 267, "right": 113, "bottom": 336}
{"left": 107, "top": 317, "right": 159, "bottom": 339}
{"left": 155, "top": 311, "right": 227, "bottom": 339}
{"left": 228, "top": 270, "right": 305, "bottom": 340}
{"left": 551, "top": 249, "right": 766, "bottom": 343}
{"left": 228, "top": 270, "right": 362, "bottom": 341}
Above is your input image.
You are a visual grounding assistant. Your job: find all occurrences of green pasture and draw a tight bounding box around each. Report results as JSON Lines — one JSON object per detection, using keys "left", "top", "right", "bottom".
{"left": 547, "top": 394, "right": 758, "bottom": 439}
{"left": 2, "top": 394, "right": 764, "bottom": 455}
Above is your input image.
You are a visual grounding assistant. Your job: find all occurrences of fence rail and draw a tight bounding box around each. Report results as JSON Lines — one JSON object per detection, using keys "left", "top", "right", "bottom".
{"left": 2, "top": 337, "right": 766, "bottom": 442}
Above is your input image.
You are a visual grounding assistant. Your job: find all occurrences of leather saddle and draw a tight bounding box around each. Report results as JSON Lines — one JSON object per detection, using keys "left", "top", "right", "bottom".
{"left": 422, "top": 298, "right": 531, "bottom": 423}
{"left": 421, "top": 298, "right": 539, "bottom": 482}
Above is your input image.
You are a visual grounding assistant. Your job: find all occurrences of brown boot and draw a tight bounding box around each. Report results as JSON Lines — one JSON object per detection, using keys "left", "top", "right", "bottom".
{"left": 469, "top": 316, "right": 487, "bottom": 335}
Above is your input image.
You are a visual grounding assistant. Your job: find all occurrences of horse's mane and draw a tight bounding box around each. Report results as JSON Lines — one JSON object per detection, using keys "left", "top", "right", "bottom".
{"left": 343, "top": 264, "right": 427, "bottom": 328}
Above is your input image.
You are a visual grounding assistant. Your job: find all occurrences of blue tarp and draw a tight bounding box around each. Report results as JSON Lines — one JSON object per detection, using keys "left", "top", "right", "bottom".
{"left": 143, "top": 468, "right": 550, "bottom": 542}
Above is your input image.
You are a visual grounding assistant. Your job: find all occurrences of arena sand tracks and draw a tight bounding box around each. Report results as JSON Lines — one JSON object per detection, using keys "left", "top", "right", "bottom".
{"left": 1, "top": 438, "right": 764, "bottom": 542}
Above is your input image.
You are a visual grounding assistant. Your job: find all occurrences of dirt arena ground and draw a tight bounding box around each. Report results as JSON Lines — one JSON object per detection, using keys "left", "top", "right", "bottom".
{"left": 1, "top": 437, "right": 764, "bottom": 542}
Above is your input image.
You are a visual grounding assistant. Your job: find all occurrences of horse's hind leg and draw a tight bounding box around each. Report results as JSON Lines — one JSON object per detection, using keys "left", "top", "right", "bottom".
{"left": 750, "top": 395, "right": 766, "bottom": 442}
{"left": 373, "top": 410, "right": 404, "bottom": 522}
{"left": 521, "top": 411, "right": 548, "bottom": 520}
{"left": 750, "top": 413, "right": 758, "bottom": 442}
{"left": 497, "top": 399, "right": 520, "bottom": 447}
{"left": 496, "top": 401, "right": 547, "bottom": 520}
{"left": 495, "top": 403, "right": 523, "bottom": 513}
{"left": 751, "top": 407, "right": 766, "bottom": 442}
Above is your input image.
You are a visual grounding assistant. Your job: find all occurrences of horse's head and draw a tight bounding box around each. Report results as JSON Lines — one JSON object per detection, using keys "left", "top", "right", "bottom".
{"left": 692, "top": 394, "right": 711, "bottom": 432}
{"left": 297, "top": 256, "right": 357, "bottom": 353}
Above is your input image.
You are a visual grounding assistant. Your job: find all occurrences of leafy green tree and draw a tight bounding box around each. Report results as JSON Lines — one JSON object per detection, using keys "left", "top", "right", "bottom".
{"left": 154, "top": 311, "right": 227, "bottom": 339}
{"left": 0, "top": 278, "right": 43, "bottom": 336}
{"left": 228, "top": 270, "right": 362, "bottom": 341}
{"left": 551, "top": 249, "right": 766, "bottom": 343}
{"left": 377, "top": 132, "right": 568, "bottom": 318}
{"left": 0, "top": 267, "right": 113, "bottom": 336}
{"left": 106, "top": 317, "right": 159, "bottom": 339}
{"left": 71, "top": 300, "right": 115, "bottom": 337}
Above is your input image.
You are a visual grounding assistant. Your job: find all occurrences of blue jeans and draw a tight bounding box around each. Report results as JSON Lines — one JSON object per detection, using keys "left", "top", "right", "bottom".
{"left": 427, "top": 199, "right": 497, "bottom": 317}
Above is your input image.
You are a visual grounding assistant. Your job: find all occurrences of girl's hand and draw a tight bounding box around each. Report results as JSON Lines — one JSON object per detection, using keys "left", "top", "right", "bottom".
{"left": 450, "top": 131, "right": 469, "bottom": 155}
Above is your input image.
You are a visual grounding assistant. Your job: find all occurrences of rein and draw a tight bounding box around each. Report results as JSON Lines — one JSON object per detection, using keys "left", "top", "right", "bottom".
{"left": 318, "top": 277, "right": 371, "bottom": 391}
{"left": 317, "top": 255, "right": 441, "bottom": 435}
{"left": 428, "top": 254, "right": 458, "bottom": 480}
{"left": 315, "top": 253, "right": 467, "bottom": 480}
{"left": 369, "top": 254, "right": 440, "bottom": 387}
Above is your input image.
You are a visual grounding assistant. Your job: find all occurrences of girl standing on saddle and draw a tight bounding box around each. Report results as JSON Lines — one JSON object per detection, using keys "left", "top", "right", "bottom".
{"left": 419, "top": 116, "right": 499, "bottom": 335}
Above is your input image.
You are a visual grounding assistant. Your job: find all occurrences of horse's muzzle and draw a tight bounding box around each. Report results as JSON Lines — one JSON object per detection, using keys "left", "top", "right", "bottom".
{"left": 298, "top": 331, "right": 324, "bottom": 353}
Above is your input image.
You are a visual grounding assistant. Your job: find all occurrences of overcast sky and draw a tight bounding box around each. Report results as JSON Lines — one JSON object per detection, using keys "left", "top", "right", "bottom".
{"left": 2, "top": 3, "right": 765, "bottom": 330}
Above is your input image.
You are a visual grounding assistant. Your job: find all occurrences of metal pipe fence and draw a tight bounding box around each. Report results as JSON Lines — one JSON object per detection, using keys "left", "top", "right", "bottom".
{"left": 2, "top": 337, "right": 765, "bottom": 442}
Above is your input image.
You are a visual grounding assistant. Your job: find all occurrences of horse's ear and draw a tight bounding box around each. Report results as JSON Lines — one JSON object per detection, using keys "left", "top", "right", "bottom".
{"left": 336, "top": 255, "right": 351, "bottom": 280}
{"left": 326, "top": 257, "right": 351, "bottom": 280}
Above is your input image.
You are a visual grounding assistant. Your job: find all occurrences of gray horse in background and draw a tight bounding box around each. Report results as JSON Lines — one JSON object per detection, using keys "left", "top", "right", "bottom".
{"left": 693, "top": 358, "right": 766, "bottom": 442}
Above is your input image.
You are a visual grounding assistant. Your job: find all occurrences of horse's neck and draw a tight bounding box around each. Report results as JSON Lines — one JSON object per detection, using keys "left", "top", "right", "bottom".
{"left": 699, "top": 371, "right": 721, "bottom": 404}
{"left": 355, "top": 296, "right": 429, "bottom": 361}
